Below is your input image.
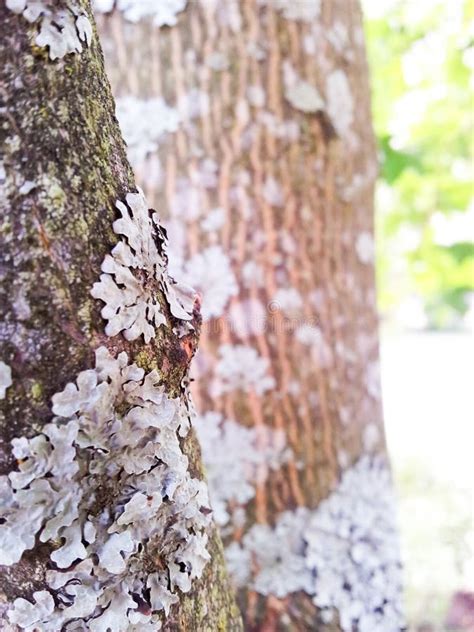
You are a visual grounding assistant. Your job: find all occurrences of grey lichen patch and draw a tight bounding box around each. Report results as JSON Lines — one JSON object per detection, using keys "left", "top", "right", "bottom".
{"left": 91, "top": 190, "right": 195, "bottom": 343}
{"left": 6, "top": 0, "right": 93, "bottom": 60}
{"left": 194, "top": 411, "right": 291, "bottom": 527}
{"left": 283, "top": 61, "right": 324, "bottom": 113}
{"left": 226, "top": 457, "right": 405, "bottom": 631}
{"left": 1, "top": 346, "right": 212, "bottom": 630}
{"left": 0, "top": 362, "right": 13, "bottom": 399}
{"left": 325, "top": 69, "right": 354, "bottom": 137}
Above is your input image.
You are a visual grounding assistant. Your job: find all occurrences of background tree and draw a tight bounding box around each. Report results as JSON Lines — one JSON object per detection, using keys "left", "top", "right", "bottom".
{"left": 0, "top": 2, "right": 241, "bottom": 630}
{"left": 96, "top": 1, "right": 405, "bottom": 631}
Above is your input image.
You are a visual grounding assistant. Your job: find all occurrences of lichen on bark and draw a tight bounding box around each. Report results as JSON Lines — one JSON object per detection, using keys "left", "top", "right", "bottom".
{"left": 0, "top": 2, "right": 242, "bottom": 630}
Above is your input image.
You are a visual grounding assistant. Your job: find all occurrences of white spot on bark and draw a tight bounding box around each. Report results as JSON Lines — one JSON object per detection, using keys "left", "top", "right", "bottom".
{"left": 326, "top": 69, "right": 354, "bottom": 136}
{"left": 172, "top": 246, "right": 237, "bottom": 321}
{"left": 0, "top": 361, "right": 12, "bottom": 399}
{"left": 247, "top": 85, "right": 266, "bottom": 108}
{"left": 258, "top": 111, "right": 300, "bottom": 142}
{"left": 178, "top": 88, "right": 210, "bottom": 121}
{"left": 356, "top": 231, "right": 375, "bottom": 264}
{"left": 195, "top": 412, "right": 290, "bottom": 526}
{"left": 283, "top": 61, "right": 324, "bottom": 113}
{"left": 366, "top": 361, "right": 382, "bottom": 400}
{"left": 206, "top": 51, "right": 229, "bottom": 71}
{"left": 94, "top": 0, "right": 187, "bottom": 27}
{"left": 228, "top": 298, "right": 267, "bottom": 337}
{"left": 241, "top": 260, "right": 265, "bottom": 289}
{"left": 263, "top": 176, "right": 284, "bottom": 207}
{"left": 295, "top": 324, "right": 333, "bottom": 368}
{"left": 363, "top": 422, "right": 381, "bottom": 452}
{"left": 273, "top": 287, "right": 303, "bottom": 314}
{"left": 115, "top": 96, "right": 180, "bottom": 167}
{"left": 200, "top": 207, "right": 226, "bottom": 232}
{"left": 227, "top": 457, "right": 404, "bottom": 631}
{"left": 214, "top": 344, "right": 275, "bottom": 395}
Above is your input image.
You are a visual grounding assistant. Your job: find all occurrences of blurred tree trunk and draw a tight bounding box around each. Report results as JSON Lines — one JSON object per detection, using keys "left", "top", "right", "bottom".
{"left": 95, "top": 1, "right": 404, "bottom": 631}
{"left": 0, "top": 2, "right": 241, "bottom": 630}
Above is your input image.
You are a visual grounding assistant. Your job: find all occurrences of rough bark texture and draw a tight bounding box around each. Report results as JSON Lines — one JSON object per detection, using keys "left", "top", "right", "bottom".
{"left": 0, "top": 2, "right": 241, "bottom": 630}
{"left": 97, "top": 1, "right": 403, "bottom": 631}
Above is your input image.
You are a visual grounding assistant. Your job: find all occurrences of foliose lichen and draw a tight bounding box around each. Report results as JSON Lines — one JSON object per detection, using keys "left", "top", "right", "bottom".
{"left": 115, "top": 96, "right": 180, "bottom": 168}
{"left": 1, "top": 346, "right": 211, "bottom": 630}
{"left": 194, "top": 411, "right": 291, "bottom": 526}
{"left": 91, "top": 190, "right": 195, "bottom": 343}
{"left": 171, "top": 246, "right": 238, "bottom": 321}
{"left": 6, "top": 0, "right": 93, "bottom": 60}
{"left": 225, "top": 457, "right": 405, "bottom": 631}
{"left": 214, "top": 344, "right": 276, "bottom": 396}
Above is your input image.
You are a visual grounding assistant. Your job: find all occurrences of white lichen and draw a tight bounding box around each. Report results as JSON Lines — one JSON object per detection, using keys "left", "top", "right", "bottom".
{"left": 355, "top": 231, "right": 375, "bottom": 264}
{"left": 172, "top": 246, "right": 237, "bottom": 321}
{"left": 228, "top": 298, "right": 267, "bottom": 337}
{"left": 258, "top": 111, "right": 300, "bottom": 142}
{"left": 363, "top": 422, "right": 381, "bottom": 452}
{"left": 285, "top": 82, "right": 324, "bottom": 113}
{"left": 247, "top": 85, "right": 266, "bottom": 108}
{"left": 115, "top": 96, "right": 180, "bottom": 168}
{"left": 326, "top": 69, "right": 354, "bottom": 137}
{"left": 194, "top": 411, "right": 290, "bottom": 525}
{"left": 272, "top": 287, "right": 303, "bottom": 314}
{"left": 93, "top": 0, "right": 187, "bottom": 27}
{"left": 304, "top": 457, "right": 404, "bottom": 631}
{"left": 0, "top": 361, "right": 12, "bottom": 399}
{"left": 283, "top": 61, "right": 324, "bottom": 113}
{"left": 7, "top": 0, "right": 93, "bottom": 60}
{"left": 200, "top": 207, "right": 226, "bottom": 233}
{"left": 177, "top": 89, "right": 210, "bottom": 122}
{"left": 91, "top": 190, "right": 194, "bottom": 343}
{"left": 214, "top": 344, "right": 276, "bottom": 395}
{"left": 295, "top": 324, "right": 333, "bottom": 368}
{"left": 226, "top": 457, "right": 404, "bottom": 631}
{"left": 2, "top": 346, "right": 211, "bottom": 630}
{"left": 262, "top": 176, "right": 284, "bottom": 207}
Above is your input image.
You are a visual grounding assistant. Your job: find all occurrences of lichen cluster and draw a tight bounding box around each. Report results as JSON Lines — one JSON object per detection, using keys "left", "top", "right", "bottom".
{"left": 6, "top": 0, "right": 93, "bottom": 60}
{"left": 1, "top": 346, "right": 211, "bottom": 630}
{"left": 1, "top": 181, "right": 210, "bottom": 629}
{"left": 91, "top": 190, "right": 195, "bottom": 343}
{"left": 194, "top": 411, "right": 291, "bottom": 527}
{"left": 225, "top": 457, "right": 405, "bottom": 632}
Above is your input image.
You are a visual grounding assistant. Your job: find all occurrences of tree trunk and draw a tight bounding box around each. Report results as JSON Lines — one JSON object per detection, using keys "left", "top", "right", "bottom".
{"left": 96, "top": 1, "right": 404, "bottom": 631}
{"left": 0, "top": 2, "right": 241, "bottom": 630}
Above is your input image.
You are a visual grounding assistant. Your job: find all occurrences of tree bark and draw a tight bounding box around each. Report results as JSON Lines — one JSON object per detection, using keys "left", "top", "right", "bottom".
{"left": 0, "top": 1, "right": 241, "bottom": 630}
{"left": 96, "top": 1, "right": 404, "bottom": 631}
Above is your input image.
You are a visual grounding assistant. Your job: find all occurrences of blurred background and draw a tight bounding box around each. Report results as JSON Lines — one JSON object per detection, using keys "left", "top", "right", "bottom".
{"left": 363, "top": 0, "right": 473, "bottom": 629}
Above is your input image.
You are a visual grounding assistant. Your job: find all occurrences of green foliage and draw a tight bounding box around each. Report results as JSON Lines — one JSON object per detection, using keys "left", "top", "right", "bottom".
{"left": 364, "top": 0, "right": 473, "bottom": 329}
